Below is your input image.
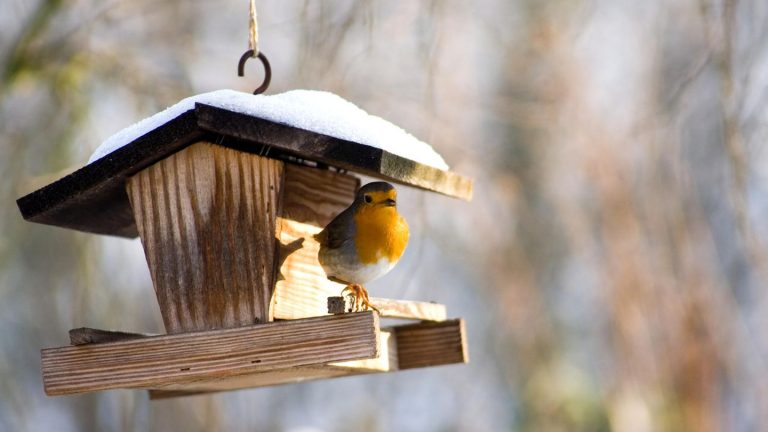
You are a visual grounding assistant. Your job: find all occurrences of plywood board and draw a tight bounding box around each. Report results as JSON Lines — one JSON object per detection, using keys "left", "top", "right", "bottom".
{"left": 41, "top": 312, "right": 378, "bottom": 396}
{"left": 126, "top": 143, "right": 283, "bottom": 332}
{"left": 149, "top": 330, "right": 399, "bottom": 399}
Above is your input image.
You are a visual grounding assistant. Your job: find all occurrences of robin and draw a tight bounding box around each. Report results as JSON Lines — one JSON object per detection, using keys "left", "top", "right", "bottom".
{"left": 315, "top": 181, "right": 409, "bottom": 312}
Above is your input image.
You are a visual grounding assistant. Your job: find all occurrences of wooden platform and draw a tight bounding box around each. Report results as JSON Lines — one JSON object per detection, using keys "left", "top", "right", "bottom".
{"left": 150, "top": 319, "right": 466, "bottom": 399}
{"left": 42, "top": 304, "right": 468, "bottom": 398}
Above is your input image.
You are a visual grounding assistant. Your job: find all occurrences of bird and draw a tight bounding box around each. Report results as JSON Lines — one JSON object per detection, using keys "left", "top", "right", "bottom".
{"left": 314, "top": 181, "right": 409, "bottom": 312}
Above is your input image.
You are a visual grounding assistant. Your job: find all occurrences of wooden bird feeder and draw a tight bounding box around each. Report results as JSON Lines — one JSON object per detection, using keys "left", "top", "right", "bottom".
{"left": 17, "top": 93, "right": 473, "bottom": 398}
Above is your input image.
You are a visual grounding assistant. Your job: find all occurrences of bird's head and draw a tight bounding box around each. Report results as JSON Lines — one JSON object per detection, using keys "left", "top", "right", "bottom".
{"left": 356, "top": 182, "right": 397, "bottom": 208}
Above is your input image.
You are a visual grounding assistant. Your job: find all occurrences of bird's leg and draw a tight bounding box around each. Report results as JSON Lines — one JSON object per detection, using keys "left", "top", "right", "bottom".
{"left": 340, "top": 284, "right": 380, "bottom": 313}
{"left": 341, "top": 285, "right": 360, "bottom": 312}
{"left": 358, "top": 285, "right": 376, "bottom": 312}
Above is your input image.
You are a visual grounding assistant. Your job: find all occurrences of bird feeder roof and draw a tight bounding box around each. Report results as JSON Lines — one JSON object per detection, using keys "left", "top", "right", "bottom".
{"left": 16, "top": 90, "right": 473, "bottom": 238}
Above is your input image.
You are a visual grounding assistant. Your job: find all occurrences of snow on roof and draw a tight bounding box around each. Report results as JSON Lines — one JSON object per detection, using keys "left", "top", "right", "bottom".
{"left": 88, "top": 89, "right": 449, "bottom": 170}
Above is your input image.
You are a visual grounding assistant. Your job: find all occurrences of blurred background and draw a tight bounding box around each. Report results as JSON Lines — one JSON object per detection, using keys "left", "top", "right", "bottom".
{"left": 2, "top": 0, "right": 768, "bottom": 431}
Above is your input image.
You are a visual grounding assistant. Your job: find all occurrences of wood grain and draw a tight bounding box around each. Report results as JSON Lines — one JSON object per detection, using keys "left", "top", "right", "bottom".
{"left": 148, "top": 366, "right": 354, "bottom": 399}
{"left": 149, "top": 329, "right": 398, "bottom": 399}
{"left": 41, "top": 312, "right": 379, "bottom": 396}
{"left": 273, "top": 219, "right": 346, "bottom": 320}
{"left": 195, "top": 104, "right": 474, "bottom": 201}
{"left": 60, "top": 318, "right": 468, "bottom": 398}
{"left": 281, "top": 163, "right": 359, "bottom": 227}
{"left": 272, "top": 164, "right": 358, "bottom": 320}
{"left": 331, "top": 329, "right": 398, "bottom": 372}
{"left": 327, "top": 296, "right": 447, "bottom": 321}
{"left": 146, "top": 320, "right": 468, "bottom": 398}
{"left": 394, "top": 319, "right": 468, "bottom": 370}
{"left": 127, "top": 142, "right": 284, "bottom": 333}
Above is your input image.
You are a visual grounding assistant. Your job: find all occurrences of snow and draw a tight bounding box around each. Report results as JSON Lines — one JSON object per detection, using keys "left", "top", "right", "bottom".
{"left": 88, "top": 89, "right": 449, "bottom": 170}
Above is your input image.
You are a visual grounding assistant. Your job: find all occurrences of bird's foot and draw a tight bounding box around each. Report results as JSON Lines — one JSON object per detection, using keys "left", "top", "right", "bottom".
{"left": 341, "top": 284, "right": 380, "bottom": 313}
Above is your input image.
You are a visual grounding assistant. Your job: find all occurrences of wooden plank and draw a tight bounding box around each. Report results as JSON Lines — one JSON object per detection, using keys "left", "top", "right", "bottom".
{"left": 379, "top": 153, "right": 473, "bottom": 201}
{"left": 281, "top": 163, "right": 359, "bottom": 227}
{"left": 148, "top": 366, "right": 355, "bottom": 399}
{"left": 327, "top": 296, "right": 447, "bottom": 321}
{"left": 41, "top": 312, "right": 379, "bottom": 396}
{"left": 147, "top": 319, "right": 469, "bottom": 399}
{"left": 194, "top": 104, "right": 474, "bottom": 201}
{"left": 63, "top": 327, "right": 398, "bottom": 399}
{"left": 126, "top": 142, "right": 284, "bottom": 333}
{"left": 330, "top": 330, "right": 398, "bottom": 372}
{"left": 17, "top": 104, "right": 472, "bottom": 238}
{"left": 58, "top": 318, "right": 466, "bottom": 400}
{"left": 394, "top": 319, "right": 468, "bottom": 370}
{"left": 148, "top": 329, "right": 399, "bottom": 399}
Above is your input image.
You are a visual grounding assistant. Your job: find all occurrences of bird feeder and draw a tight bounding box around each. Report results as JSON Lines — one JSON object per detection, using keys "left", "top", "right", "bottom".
{"left": 16, "top": 90, "right": 473, "bottom": 398}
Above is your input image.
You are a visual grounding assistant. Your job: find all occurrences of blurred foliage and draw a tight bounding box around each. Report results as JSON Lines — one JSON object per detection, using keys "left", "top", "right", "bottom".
{"left": 2, "top": 0, "right": 768, "bottom": 431}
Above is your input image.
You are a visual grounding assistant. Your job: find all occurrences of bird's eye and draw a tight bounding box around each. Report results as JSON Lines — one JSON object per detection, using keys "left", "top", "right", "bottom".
{"left": 364, "top": 194, "right": 373, "bottom": 204}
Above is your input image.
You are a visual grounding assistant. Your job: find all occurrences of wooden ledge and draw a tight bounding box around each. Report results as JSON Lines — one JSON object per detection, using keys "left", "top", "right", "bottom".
{"left": 148, "top": 319, "right": 467, "bottom": 399}
{"left": 327, "top": 296, "right": 447, "bottom": 321}
{"left": 48, "top": 315, "right": 468, "bottom": 398}
{"left": 393, "top": 320, "right": 469, "bottom": 369}
{"left": 42, "top": 313, "right": 378, "bottom": 396}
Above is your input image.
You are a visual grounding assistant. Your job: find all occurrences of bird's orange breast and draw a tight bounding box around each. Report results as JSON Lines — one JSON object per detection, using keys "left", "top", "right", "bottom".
{"left": 353, "top": 206, "right": 409, "bottom": 265}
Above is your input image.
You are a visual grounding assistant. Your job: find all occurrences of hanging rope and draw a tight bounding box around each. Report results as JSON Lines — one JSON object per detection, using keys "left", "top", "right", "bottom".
{"left": 238, "top": 0, "right": 271, "bottom": 94}
{"left": 249, "top": 0, "right": 259, "bottom": 56}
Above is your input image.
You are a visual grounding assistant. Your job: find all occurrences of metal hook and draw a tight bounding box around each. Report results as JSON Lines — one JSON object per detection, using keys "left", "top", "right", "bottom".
{"left": 238, "top": 50, "right": 271, "bottom": 95}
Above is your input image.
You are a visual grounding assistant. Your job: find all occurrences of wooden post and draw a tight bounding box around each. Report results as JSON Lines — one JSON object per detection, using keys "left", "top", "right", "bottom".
{"left": 127, "top": 142, "right": 284, "bottom": 333}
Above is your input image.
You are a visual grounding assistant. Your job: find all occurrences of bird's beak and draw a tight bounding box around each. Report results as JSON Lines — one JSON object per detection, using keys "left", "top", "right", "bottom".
{"left": 384, "top": 198, "right": 397, "bottom": 207}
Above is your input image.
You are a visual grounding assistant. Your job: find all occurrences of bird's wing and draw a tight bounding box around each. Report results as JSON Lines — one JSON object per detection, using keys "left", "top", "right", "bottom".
{"left": 314, "top": 207, "right": 354, "bottom": 250}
